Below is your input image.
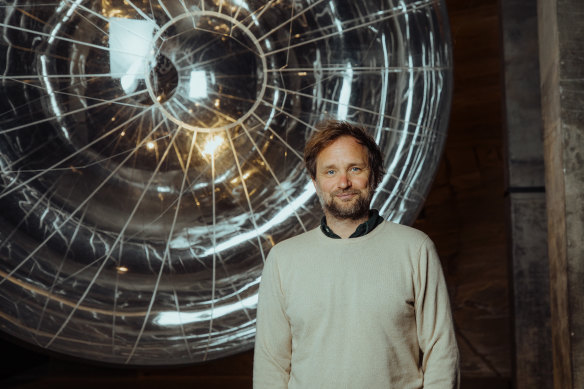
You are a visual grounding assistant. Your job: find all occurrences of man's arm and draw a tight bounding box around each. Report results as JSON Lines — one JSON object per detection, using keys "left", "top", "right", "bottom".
{"left": 253, "top": 249, "right": 292, "bottom": 389}
{"left": 415, "top": 237, "right": 460, "bottom": 388}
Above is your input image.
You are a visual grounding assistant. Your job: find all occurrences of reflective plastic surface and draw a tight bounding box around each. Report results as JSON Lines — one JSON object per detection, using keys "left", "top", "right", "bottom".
{"left": 0, "top": 0, "right": 452, "bottom": 365}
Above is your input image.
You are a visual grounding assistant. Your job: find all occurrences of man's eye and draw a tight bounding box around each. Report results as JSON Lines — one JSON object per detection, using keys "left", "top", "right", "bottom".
{"left": 326, "top": 170, "right": 335, "bottom": 175}
{"left": 350, "top": 167, "right": 361, "bottom": 172}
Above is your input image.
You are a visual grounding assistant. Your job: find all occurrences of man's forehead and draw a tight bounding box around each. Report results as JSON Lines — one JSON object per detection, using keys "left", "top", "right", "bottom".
{"left": 316, "top": 137, "right": 368, "bottom": 167}
{"left": 319, "top": 136, "right": 364, "bottom": 153}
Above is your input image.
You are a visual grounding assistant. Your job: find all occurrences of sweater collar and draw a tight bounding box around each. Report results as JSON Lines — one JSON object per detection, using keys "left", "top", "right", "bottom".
{"left": 320, "top": 209, "right": 384, "bottom": 239}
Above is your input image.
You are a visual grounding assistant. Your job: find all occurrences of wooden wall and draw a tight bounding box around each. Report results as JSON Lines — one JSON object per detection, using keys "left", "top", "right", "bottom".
{"left": 414, "top": 0, "right": 512, "bottom": 387}
{"left": 0, "top": 0, "right": 512, "bottom": 387}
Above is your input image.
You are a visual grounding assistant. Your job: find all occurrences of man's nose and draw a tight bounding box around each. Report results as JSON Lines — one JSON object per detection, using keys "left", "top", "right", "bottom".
{"left": 338, "top": 173, "right": 351, "bottom": 188}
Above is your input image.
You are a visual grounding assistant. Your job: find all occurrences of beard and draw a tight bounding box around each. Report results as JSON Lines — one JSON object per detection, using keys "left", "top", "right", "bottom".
{"left": 321, "top": 188, "right": 372, "bottom": 221}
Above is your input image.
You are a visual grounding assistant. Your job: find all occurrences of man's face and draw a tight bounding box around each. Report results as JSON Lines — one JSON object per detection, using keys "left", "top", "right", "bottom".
{"left": 312, "top": 136, "right": 372, "bottom": 221}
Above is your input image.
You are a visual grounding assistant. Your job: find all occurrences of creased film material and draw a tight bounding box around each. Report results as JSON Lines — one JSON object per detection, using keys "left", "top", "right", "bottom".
{"left": 0, "top": 0, "right": 452, "bottom": 365}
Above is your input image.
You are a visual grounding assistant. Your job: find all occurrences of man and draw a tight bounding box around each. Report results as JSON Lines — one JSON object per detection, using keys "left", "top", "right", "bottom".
{"left": 253, "top": 120, "right": 459, "bottom": 388}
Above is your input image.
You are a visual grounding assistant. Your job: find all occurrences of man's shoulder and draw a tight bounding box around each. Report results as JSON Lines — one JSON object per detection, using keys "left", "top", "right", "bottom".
{"left": 379, "top": 220, "right": 428, "bottom": 238}
{"left": 373, "top": 220, "right": 431, "bottom": 246}
{"left": 273, "top": 226, "right": 322, "bottom": 250}
{"left": 264, "top": 227, "right": 322, "bottom": 262}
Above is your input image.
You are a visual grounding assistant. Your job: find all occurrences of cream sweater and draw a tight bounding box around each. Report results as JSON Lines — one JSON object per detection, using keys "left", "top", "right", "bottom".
{"left": 253, "top": 221, "right": 459, "bottom": 388}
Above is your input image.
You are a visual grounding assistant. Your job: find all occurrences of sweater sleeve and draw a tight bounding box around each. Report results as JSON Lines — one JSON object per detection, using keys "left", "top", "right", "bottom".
{"left": 253, "top": 249, "right": 292, "bottom": 389}
{"left": 414, "top": 237, "right": 460, "bottom": 389}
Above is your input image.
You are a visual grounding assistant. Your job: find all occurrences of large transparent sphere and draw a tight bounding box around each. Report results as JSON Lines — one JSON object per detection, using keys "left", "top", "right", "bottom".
{"left": 0, "top": 0, "right": 452, "bottom": 365}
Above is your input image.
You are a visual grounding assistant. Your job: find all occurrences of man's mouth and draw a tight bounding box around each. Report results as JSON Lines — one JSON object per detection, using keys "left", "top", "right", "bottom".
{"left": 333, "top": 190, "right": 360, "bottom": 200}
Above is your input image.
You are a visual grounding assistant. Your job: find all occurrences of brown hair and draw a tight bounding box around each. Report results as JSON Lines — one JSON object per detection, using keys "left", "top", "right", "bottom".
{"left": 303, "top": 120, "right": 385, "bottom": 189}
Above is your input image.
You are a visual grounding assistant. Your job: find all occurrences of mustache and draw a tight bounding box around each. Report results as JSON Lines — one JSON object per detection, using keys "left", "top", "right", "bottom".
{"left": 331, "top": 189, "right": 361, "bottom": 197}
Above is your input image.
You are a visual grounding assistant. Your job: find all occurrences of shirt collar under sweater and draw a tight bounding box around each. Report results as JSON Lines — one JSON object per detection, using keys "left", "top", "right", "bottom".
{"left": 320, "top": 209, "right": 384, "bottom": 239}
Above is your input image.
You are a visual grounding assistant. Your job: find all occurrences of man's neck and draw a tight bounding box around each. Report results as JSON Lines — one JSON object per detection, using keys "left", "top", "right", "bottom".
{"left": 324, "top": 212, "right": 369, "bottom": 239}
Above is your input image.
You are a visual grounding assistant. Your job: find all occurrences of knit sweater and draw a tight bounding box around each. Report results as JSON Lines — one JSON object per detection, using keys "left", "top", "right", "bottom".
{"left": 253, "top": 221, "right": 459, "bottom": 389}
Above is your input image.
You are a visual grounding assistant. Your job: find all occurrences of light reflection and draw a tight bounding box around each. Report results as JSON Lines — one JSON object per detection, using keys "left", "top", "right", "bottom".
{"left": 337, "top": 62, "right": 353, "bottom": 120}
{"left": 263, "top": 89, "right": 280, "bottom": 131}
{"left": 200, "top": 182, "right": 315, "bottom": 256}
{"left": 40, "top": 55, "right": 69, "bottom": 140}
{"left": 375, "top": 33, "right": 390, "bottom": 143}
{"left": 154, "top": 293, "right": 258, "bottom": 326}
{"left": 231, "top": 171, "right": 251, "bottom": 184}
{"left": 156, "top": 186, "right": 172, "bottom": 193}
{"left": 378, "top": 3, "right": 416, "bottom": 217}
{"left": 109, "top": 17, "right": 156, "bottom": 94}
{"left": 189, "top": 70, "right": 208, "bottom": 99}
{"left": 328, "top": 1, "right": 343, "bottom": 33}
{"left": 230, "top": 0, "right": 251, "bottom": 12}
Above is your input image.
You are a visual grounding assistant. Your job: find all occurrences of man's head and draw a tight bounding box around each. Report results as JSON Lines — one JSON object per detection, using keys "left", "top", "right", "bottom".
{"left": 304, "top": 120, "right": 385, "bottom": 220}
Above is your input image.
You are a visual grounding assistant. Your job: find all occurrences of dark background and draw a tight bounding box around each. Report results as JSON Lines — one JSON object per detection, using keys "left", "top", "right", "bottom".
{"left": 0, "top": 0, "right": 511, "bottom": 387}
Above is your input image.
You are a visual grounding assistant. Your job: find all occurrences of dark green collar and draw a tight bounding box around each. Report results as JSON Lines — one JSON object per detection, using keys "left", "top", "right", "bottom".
{"left": 320, "top": 209, "right": 384, "bottom": 239}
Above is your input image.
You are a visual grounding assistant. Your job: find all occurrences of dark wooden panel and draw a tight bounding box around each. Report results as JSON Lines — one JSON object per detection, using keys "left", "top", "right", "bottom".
{"left": 413, "top": 0, "right": 511, "bottom": 381}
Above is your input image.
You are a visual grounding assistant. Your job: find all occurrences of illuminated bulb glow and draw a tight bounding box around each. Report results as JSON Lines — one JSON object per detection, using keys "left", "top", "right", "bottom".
{"left": 202, "top": 135, "right": 224, "bottom": 156}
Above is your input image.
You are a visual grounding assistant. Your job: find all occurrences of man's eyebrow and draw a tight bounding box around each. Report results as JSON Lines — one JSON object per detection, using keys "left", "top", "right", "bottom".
{"left": 320, "top": 161, "right": 368, "bottom": 170}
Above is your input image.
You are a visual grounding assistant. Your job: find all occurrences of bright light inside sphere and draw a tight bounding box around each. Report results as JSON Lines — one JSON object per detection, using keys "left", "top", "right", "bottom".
{"left": 202, "top": 135, "right": 224, "bottom": 156}
{"left": 189, "top": 70, "right": 208, "bottom": 99}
